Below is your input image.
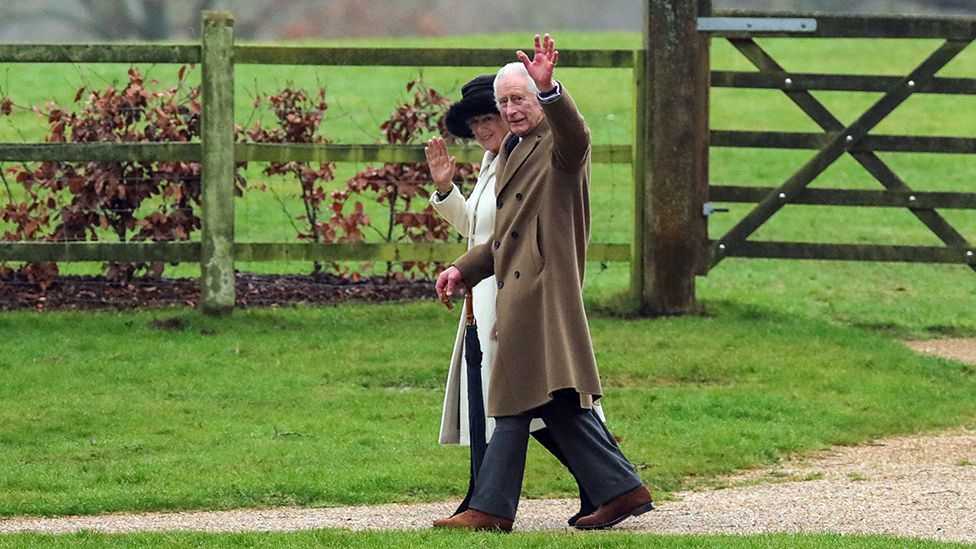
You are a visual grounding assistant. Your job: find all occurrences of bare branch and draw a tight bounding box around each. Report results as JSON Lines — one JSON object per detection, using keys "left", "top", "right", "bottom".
{"left": 0, "top": 164, "right": 15, "bottom": 205}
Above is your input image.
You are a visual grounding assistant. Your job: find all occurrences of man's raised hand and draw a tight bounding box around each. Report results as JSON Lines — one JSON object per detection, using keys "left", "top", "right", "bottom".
{"left": 516, "top": 33, "right": 558, "bottom": 94}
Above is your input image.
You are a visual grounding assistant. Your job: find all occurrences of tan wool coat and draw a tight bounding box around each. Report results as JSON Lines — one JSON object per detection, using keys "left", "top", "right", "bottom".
{"left": 431, "top": 152, "right": 549, "bottom": 444}
{"left": 453, "top": 87, "right": 602, "bottom": 417}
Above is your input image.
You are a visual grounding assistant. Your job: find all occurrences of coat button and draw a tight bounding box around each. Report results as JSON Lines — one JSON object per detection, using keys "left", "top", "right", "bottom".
{"left": 493, "top": 240, "right": 500, "bottom": 249}
{"left": 511, "top": 231, "right": 519, "bottom": 239}
{"left": 516, "top": 193, "right": 523, "bottom": 201}
{"left": 496, "top": 199, "right": 503, "bottom": 209}
{"left": 514, "top": 271, "right": 521, "bottom": 279}
{"left": 497, "top": 281, "right": 504, "bottom": 289}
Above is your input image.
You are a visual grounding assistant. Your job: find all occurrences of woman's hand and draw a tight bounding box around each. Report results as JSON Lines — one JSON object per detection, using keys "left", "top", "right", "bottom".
{"left": 425, "top": 137, "right": 457, "bottom": 194}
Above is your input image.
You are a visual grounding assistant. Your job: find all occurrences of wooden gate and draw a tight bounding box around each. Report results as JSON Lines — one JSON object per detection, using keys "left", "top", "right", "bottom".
{"left": 708, "top": 13, "right": 976, "bottom": 268}
{"left": 645, "top": 1, "right": 976, "bottom": 314}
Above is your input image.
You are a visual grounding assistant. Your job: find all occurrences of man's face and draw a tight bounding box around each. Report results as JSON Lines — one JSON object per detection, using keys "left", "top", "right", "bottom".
{"left": 495, "top": 75, "right": 544, "bottom": 137}
{"left": 467, "top": 113, "right": 508, "bottom": 155}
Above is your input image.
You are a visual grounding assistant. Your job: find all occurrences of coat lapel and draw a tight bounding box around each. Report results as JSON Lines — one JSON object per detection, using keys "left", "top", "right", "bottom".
{"left": 496, "top": 121, "right": 550, "bottom": 196}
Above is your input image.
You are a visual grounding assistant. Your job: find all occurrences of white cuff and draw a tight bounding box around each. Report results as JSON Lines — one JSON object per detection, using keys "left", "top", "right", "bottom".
{"left": 432, "top": 185, "right": 456, "bottom": 203}
{"left": 537, "top": 81, "right": 562, "bottom": 104}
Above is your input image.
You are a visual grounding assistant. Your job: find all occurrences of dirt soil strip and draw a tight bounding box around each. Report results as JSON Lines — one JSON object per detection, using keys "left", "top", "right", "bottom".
{"left": 2, "top": 429, "right": 973, "bottom": 543}
{"left": 905, "top": 338, "right": 976, "bottom": 365}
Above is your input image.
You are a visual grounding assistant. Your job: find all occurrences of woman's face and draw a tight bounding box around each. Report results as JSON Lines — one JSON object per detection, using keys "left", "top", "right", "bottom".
{"left": 467, "top": 113, "right": 508, "bottom": 154}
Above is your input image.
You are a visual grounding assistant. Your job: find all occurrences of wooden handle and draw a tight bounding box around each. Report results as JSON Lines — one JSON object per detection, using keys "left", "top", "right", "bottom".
{"left": 439, "top": 290, "right": 454, "bottom": 311}
{"left": 464, "top": 290, "right": 475, "bottom": 325}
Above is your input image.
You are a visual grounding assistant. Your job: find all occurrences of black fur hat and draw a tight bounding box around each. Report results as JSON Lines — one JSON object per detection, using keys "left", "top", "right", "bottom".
{"left": 444, "top": 74, "right": 498, "bottom": 139}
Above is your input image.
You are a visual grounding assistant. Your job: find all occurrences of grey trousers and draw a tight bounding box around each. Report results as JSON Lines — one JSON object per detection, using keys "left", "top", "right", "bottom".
{"left": 468, "top": 391, "right": 643, "bottom": 520}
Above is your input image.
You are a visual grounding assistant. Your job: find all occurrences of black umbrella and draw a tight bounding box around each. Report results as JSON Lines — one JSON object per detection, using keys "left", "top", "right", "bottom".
{"left": 451, "top": 291, "right": 487, "bottom": 516}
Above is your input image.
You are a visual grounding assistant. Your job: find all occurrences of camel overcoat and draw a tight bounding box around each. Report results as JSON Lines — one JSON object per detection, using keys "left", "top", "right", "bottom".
{"left": 453, "top": 86, "right": 602, "bottom": 417}
{"left": 431, "top": 151, "right": 549, "bottom": 444}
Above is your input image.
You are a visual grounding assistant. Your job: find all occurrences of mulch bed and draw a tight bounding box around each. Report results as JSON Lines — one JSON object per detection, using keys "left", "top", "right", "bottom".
{"left": 0, "top": 272, "right": 437, "bottom": 311}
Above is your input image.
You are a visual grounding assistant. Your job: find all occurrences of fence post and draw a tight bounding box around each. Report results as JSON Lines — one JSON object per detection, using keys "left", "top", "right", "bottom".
{"left": 638, "top": 0, "right": 710, "bottom": 315}
{"left": 630, "top": 47, "right": 647, "bottom": 309}
{"left": 200, "top": 11, "right": 236, "bottom": 316}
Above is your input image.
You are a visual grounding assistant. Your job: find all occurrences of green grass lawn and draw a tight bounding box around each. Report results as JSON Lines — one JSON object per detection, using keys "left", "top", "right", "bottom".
{"left": 2, "top": 31, "right": 976, "bottom": 547}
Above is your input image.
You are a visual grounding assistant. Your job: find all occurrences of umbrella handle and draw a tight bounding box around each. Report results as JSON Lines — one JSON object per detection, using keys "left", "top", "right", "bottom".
{"left": 438, "top": 289, "right": 455, "bottom": 310}
{"left": 464, "top": 289, "right": 475, "bottom": 326}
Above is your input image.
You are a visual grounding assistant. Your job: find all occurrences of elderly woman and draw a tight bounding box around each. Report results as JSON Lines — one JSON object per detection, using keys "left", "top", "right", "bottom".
{"left": 425, "top": 74, "right": 599, "bottom": 525}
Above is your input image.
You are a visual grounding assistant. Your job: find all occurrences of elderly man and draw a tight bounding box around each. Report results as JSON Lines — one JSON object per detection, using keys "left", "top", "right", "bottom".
{"left": 433, "top": 33, "right": 653, "bottom": 532}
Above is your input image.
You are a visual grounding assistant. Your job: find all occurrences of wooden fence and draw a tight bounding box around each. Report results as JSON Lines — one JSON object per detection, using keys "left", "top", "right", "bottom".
{"left": 0, "top": 11, "right": 636, "bottom": 315}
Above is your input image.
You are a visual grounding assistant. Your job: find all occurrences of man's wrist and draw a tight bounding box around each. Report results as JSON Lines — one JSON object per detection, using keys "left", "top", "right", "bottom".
{"left": 537, "top": 81, "right": 562, "bottom": 104}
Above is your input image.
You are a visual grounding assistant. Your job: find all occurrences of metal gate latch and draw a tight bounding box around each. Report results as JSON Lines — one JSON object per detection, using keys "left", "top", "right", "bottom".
{"left": 697, "top": 17, "right": 817, "bottom": 33}
{"left": 703, "top": 202, "right": 729, "bottom": 217}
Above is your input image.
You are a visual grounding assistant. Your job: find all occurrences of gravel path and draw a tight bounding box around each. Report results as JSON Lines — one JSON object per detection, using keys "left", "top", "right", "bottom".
{"left": 2, "top": 341, "right": 974, "bottom": 542}
{"left": 2, "top": 429, "right": 973, "bottom": 543}
{"left": 906, "top": 338, "right": 976, "bottom": 365}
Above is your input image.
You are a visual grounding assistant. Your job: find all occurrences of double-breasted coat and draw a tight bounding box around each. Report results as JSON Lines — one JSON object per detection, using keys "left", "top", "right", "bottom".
{"left": 431, "top": 151, "right": 546, "bottom": 444}
{"left": 453, "top": 86, "right": 603, "bottom": 417}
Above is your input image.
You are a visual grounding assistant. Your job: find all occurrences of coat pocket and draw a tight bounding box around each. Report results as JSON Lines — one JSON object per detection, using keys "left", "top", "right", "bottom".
{"left": 529, "top": 215, "right": 545, "bottom": 274}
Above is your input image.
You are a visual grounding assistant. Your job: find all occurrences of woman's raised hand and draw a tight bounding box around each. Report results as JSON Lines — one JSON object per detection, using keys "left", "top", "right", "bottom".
{"left": 425, "top": 136, "right": 457, "bottom": 194}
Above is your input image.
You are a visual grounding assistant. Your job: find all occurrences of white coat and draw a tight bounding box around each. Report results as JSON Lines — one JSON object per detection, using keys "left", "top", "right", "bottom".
{"left": 433, "top": 151, "right": 594, "bottom": 445}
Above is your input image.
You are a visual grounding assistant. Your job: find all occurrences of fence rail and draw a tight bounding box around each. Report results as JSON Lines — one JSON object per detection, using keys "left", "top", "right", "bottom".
{"left": 0, "top": 44, "right": 200, "bottom": 63}
{"left": 0, "top": 242, "right": 199, "bottom": 262}
{"left": 0, "top": 242, "right": 631, "bottom": 264}
{"left": 235, "top": 143, "right": 633, "bottom": 163}
{"left": 0, "top": 143, "right": 632, "bottom": 164}
{"left": 0, "top": 143, "right": 200, "bottom": 162}
{"left": 710, "top": 186, "right": 976, "bottom": 210}
{"left": 235, "top": 46, "right": 635, "bottom": 68}
{"left": 711, "top": 131, "right": 976, "bottom": 154}
{"left": 0, "top": 44, "right": 636, "bottom": 68}
{"left": 717, "top": 240, "right": 976, "bottom": 264}
{"left": 712, "top": 71, "right": 976, "bottom": 94}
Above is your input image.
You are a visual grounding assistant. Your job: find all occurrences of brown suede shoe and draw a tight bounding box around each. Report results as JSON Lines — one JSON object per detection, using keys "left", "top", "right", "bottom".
{"left": 432, "top": 509, "right": 514, "bottom": 532}
{"left": 573, "top": 485, "right": 654, "bottom": 530}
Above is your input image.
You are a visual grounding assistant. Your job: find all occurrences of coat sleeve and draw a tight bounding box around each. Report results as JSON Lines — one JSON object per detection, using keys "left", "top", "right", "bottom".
{"left": 453, "top": 242, "right": 494, "bottom": 289}
{"left": 541, "top": 86, "right": 591, "bottom": 173}
{"left": 429, "top": 185, "right": 470, "bottom": 237}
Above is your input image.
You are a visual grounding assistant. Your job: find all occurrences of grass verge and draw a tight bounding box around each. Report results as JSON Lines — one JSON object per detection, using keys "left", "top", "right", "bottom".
{"left": 0, "top": 300, "right": 974, "bottom": 516}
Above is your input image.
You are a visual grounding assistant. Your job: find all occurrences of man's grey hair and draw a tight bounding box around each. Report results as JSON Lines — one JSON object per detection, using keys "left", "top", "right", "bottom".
{"left": 493, "top": 62, "right": 539, "bottom": 104}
